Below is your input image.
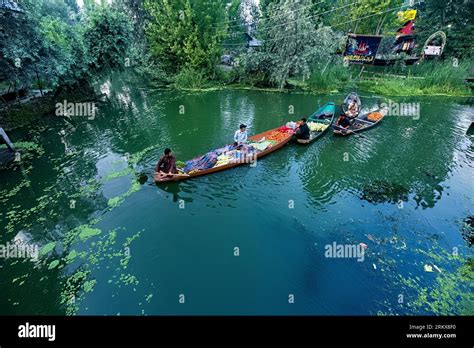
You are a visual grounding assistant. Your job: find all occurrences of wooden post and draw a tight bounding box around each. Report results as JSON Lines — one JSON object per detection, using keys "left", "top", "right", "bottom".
{"left": 321, "top": 56, "right": 333, "bottom": 75}
{"left": 0, "top": 127, "right": 15, "bottom": 151}
{"left": 35, "top": 68, "right": 44, "bottom": 97}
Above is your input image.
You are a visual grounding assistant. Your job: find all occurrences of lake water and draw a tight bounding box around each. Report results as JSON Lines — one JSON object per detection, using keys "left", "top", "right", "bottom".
{"left": 1, "top": 74, "right": 473, "bottom": 315}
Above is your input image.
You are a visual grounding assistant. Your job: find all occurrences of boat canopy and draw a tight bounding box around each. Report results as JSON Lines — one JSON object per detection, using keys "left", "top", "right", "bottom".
{"left": 309, "top": 103, "right": 336, "bottom": 121}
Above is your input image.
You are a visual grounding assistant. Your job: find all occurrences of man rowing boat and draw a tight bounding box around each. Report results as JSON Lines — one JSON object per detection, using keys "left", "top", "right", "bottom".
{"left": 333, "top": 113, "right": 352, "bottom": 133}
{"left": 155, "top": 148, "right": 178, "bottom": 179}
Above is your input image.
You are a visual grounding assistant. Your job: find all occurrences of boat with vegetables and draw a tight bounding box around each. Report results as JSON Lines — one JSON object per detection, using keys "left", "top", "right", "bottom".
{"left": 154, "top": 126, "right": 294, "bottom": 183}
{"left": 295, "top": 102, "right": 336, "bottom": 144}
{"left": 333, "top": 107, "right": 388, "bottom": 136}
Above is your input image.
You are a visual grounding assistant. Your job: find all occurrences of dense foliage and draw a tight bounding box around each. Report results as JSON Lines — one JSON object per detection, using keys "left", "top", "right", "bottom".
{"left": 0, "top": 0, "right": 472, "bottom": 97}
{"left": 144, "top": 0, "right": 227, "bottom": 84}
{"left": 0, "top": 0, "right": 132, "bottom": 95}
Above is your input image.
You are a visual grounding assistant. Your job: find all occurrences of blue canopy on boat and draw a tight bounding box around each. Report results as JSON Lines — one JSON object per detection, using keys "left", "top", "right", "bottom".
{"left": 308, "top": 102, "right": 336, "bottom": 121}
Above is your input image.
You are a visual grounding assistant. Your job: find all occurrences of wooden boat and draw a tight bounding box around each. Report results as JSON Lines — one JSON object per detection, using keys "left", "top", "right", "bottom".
{"left": 154, "top": 127, "right": 293, "bottom": 183}
{"left": 467, "top": 121, "right": 474, "bottom": 135}
{"left": 296, "top": 102, "right": 336, "bottom": 144}
{"left": 342, "top": 92, "right": 361, "bottom": 118}
{"left": 333, "top": 107, "right": 388, "bottom": 136}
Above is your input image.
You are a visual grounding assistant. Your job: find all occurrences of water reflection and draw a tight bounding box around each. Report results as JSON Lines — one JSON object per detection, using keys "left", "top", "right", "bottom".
{"left": 1, "top": 76, "right": 473, "bottom": 315}
{"left": 299, "top": 98, "right": 470, "bottom": 210}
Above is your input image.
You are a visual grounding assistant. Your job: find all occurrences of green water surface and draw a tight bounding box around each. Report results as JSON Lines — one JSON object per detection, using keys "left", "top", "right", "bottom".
{"left": 0, "top": 74, "right": 473, "bottom": 315}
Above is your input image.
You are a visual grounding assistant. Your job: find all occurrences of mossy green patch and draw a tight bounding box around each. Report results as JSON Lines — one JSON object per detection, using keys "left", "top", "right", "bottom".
{"left": 48, "top": 260, "right": 60, "bottom": 269}
{"left": 40, "top": 242, "right": 56, "bottom": 256}
{"left": 65, "top": 250, "right": 80, "bottom": 263}
{"left": 108, "top": 196, "right": 124, "bottom": 208}
{"left": 78, "top": 227, "right": 101, "bottom": 241}
{"left": 83, "top": 279, "right": 97, "bottom": 293}
{"left": 102, "top": 167, "right": 133, "bottom": 182}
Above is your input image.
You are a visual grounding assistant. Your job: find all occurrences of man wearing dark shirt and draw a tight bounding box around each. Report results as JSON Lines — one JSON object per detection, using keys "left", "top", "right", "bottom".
{"left": 295, "top": 118, "right": 310, "bottom": 140}
{"left": 156, "top": 148, "right": 177, "bottom": 178}
{"left": 335, "top": 113, "right": 352, "bottom": 131}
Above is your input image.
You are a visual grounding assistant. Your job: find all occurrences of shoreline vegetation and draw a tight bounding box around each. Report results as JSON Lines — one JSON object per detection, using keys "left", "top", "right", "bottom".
{"left": 2, "top": 66, "right": 472, "bottom": 131}
{"left": 161, "top": 60, "right": 473, "bottom": 97}
{"left": 1, "top": 0, "right": 473, "bottom": 130}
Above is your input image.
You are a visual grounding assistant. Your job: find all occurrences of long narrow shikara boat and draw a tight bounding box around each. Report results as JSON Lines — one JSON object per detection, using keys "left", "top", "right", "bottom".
{"left": 296, "top": 102, "right": 336, "bottom": 144}
{"left": 333, "top": 107, "right": 388, "bottom": 136}
{"left": 154, "top": 127, "right": 294, "bottom": 183}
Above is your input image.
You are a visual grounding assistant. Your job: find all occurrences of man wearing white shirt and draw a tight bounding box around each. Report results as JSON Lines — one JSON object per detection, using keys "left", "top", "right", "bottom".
{"left": 233, "top": 124, "right": 248, "bottom": 146}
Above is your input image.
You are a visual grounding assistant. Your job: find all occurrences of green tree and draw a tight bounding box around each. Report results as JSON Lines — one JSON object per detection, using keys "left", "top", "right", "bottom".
{"left": 81, "top": 5, "right": 133, "bottom": 78}
{"left": 329, "top": 0, "right": 404, "bottom": 35}
{"left": 1, "top": 0, "right": 133, "bottom": 100}
{"left": 144, "top": 0, "right": 227, "bottom": 79}
{"left": 244, "top": 0, "right": 339, "bottom": 89}
{"left": 0, "top": 0, "right": 82, "bottom": 92}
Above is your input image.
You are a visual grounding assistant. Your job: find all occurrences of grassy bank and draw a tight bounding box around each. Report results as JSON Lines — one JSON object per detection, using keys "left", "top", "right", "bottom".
{"left": 358, "top": 61, "right": 473, "bottom": 96}
{"left": 301, "top": 60, "right": 473, "bottom": 97}
{"left": 146, "top": 60, "right": 473, "bottom": 97}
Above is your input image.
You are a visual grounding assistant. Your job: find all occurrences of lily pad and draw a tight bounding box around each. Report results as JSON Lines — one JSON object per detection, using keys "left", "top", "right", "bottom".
{"left": 40, "top": 242, "right": 56, "bottom": 256}
{"left": 83, "top": 280, "right": 97, "bottom": 293}
{"left": 48, "top": 260, "right": 60, "bottom": 269}
{"left": 78, "top": 227, "right": 101, "bottom": 241}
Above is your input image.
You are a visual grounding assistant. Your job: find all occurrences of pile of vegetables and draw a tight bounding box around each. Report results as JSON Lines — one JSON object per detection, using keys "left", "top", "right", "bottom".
{"left": 266, "top": 131, "right": 289, "bottom": 143}
{"left": 367, "top": 112, "right": 383, "bottom": 122}
{"left": 308, "top": 122, "right": 328, "bottom": 132}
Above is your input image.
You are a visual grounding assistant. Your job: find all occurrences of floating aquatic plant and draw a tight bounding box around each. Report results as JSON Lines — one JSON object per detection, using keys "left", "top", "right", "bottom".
{"left": 360, "top": 180, "right": 410, "bottom": 204}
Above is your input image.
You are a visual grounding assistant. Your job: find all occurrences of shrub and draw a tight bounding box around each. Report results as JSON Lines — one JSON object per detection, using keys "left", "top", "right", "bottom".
{"left": 307, "top": 61, "right": 354, "bottom": 92}
{"left": 173, "top": 67, "right": 207, "bottom": 90}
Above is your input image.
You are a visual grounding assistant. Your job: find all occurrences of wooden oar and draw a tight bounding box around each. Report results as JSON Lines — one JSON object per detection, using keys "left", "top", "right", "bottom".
{"left": 333, "top": 125, "right": 366, "bottom": 138}
{"left": 137, "top": 168, "right": 189, "bottom": 183}
{"left": 154, "top": 168, "right": 190, "bottom": 181}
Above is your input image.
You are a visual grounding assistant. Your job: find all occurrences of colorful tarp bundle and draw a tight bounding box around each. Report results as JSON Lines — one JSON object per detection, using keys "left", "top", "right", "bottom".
{"left": 183, "top": 129, "right": 292, "bottom": 172}
{"left": 183, "top": 152, "right": 218, "bottom": 173}
{"left": 183, "top": 145, "right": 234, "bottom": 172}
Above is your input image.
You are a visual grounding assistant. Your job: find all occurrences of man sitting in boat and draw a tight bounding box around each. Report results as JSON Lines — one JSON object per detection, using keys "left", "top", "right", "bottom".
{"left": 345, "top": 100, "right": 359, "bottom": 118}
{"left": 234, "top": 124, "right": 248, "bottom": 147}
{"left": 155, "top": 148, "right": 178, "bottom": 179}
{"left": 334, "top": 113, "right": 352, "bottom": 132}
{"left": 295, "top": 118, "right": 310, "bottom": 141}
